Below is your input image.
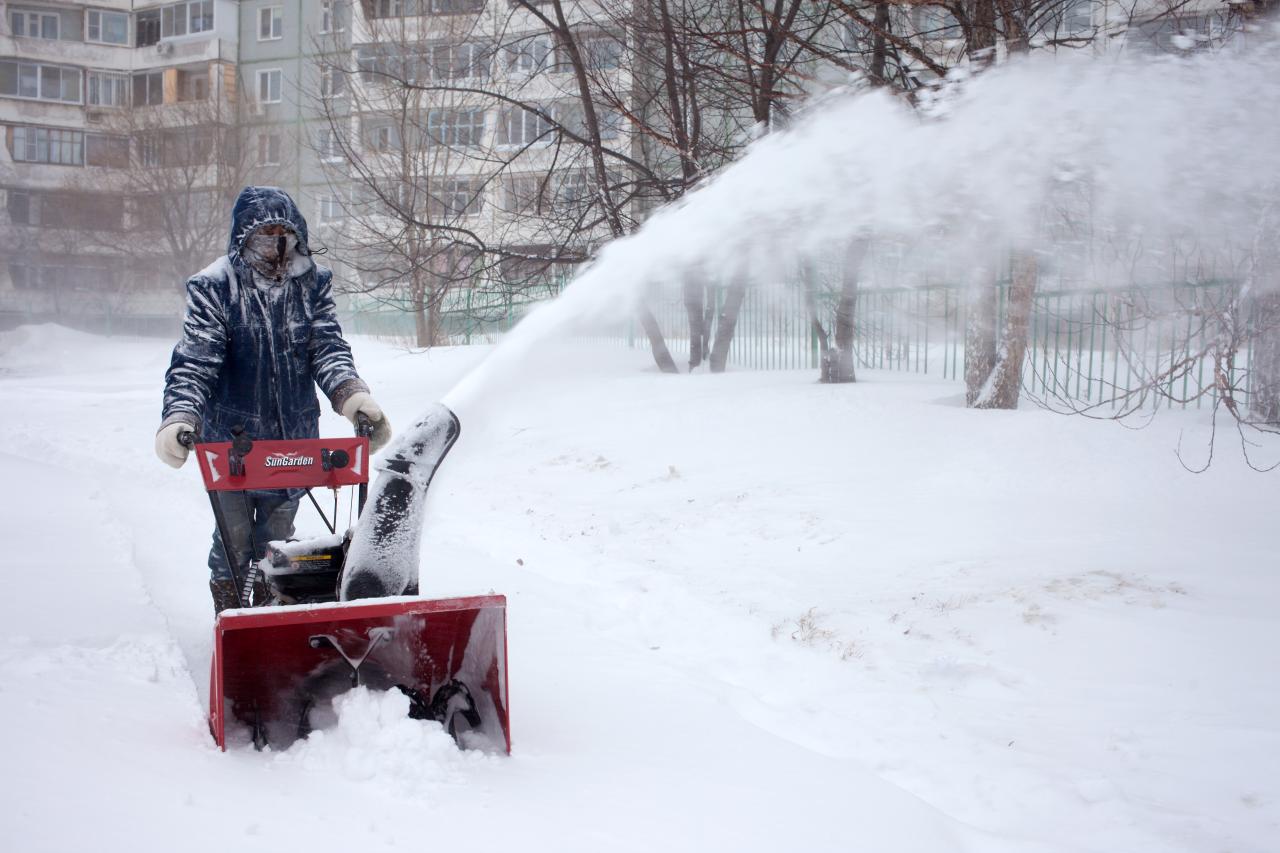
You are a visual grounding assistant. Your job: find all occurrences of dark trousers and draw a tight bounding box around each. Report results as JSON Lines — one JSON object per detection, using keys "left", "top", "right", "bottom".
{"left": 208, "top": 491, "right": 299, "bottom": 582}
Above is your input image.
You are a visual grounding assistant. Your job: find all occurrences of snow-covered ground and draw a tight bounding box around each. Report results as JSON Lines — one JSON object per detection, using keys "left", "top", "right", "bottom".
{"left": 0, "top": 324, "right": 1276, "bottom": 852}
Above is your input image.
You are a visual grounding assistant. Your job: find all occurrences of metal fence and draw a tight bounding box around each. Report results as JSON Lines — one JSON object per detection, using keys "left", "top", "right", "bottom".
{"left": 344, "top": 279, "right": 1257, "bottom": 410}
{"left": 343, "top": 283, "right": 561, "bottom": 344}
{"left": 610, "top": 280, "right": 1255, "bottom": 410}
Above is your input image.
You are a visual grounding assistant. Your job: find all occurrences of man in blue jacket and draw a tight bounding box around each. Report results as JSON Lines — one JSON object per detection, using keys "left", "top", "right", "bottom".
{"left": 155, "top": 186, "right": 392, "bottom": 613}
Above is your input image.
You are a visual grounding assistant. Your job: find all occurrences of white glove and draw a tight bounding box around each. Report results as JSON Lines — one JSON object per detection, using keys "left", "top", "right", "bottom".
{"left": 341, "top": 392, "right": 392, "bottom": 453}
{"left": 155, "top": 422, "right": 195, "bottom": 469}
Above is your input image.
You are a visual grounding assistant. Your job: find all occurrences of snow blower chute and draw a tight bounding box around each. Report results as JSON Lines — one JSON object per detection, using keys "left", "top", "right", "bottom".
{"left": 186, "top": 404, "right": 510, "bottom": 753}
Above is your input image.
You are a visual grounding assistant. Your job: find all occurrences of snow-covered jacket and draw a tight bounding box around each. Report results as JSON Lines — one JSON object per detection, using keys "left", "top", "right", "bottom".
{"left": 159, "top": 186, "right": 367, "bottom": 443}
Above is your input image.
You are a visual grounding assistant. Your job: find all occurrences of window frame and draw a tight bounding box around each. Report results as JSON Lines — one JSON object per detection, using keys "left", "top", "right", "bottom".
{"left": 132, "top": 70, "right": 165, "bottom": 107}
{"left": 257, "top": 68, "right": 283, "bottom": 104}
{"left": 10, "top": 10, "right": 60, "bottom": 40}
{"left": 257, "top": 132, "right": 282, "bottom": 166}
{"left": 320, "top": 0, "right": 345, "bottom": 33}
{"left": 320, "top": 64, "right": 346, "bottom": 99}
{"left": 87, "top": 70, "right": 131, "bottom": 108}
{"left": 426, "top": 108, "right": 486, "bottom": 147}
{"left": 317, "top": 128, "right": 344, "bottom": 162}
{"left": 11, "top": 125, "right": 85, "bottom": 166}
{"left": 505, "top": 34, "right": 552, "bottom": 77}
{"left": 430, "top": 177, "right": 483, "bottom": 218}
{"left": 317, "top": 193, "right": 344, "bottom": 223}
{"left": 496, "top": 105, "right": 554, "bottom": 148}
{"left": 0, "top": 60, "right": 82, "bottom": 104}
{"left": 160, "top": 1, "right": 214, "bottom": 39}
{"left": 86, "top": 9, "right": 130, "bottom": 46}
{"left": 259, "top": 6, "right": 284, "bottom": 41}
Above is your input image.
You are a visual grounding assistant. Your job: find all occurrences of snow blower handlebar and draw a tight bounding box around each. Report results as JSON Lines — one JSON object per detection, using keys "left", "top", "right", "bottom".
{"left": 181, "top": 423, "right": 375, "bottom": 609}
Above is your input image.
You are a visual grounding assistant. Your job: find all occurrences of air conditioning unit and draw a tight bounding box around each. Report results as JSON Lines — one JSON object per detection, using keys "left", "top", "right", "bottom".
{"left": 155, "top": 41, "right": 174, "bottom": 56}
{"left": 248, "top": 101, "right": 265, "bottom": 117}
{"left": 85, "top": 110, "right": 105, "bottom": 124}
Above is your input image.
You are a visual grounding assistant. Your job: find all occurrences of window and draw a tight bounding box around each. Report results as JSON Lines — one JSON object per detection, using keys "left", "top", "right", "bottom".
{"left": 578, "top": 33, "right": 623, "bottom": 70}
{"left": 162, "top": 3, "right": 187, "bottom": 37}
{"left": 555, "top": 102, "right": 623, "bottom": 140}
{"left": 368, "top": 0, "right": 404, "bottom": 17}
{"left": 0, "top": 61, "right": 81, "bottom": 103}
{"left": 356, "top": 45, "right": 391, "bottom": 83}
{"left": 87, "top": 71, "right": 130, "bottom": 107}
{"left": 321, "top": 1, "right": 344, "bottom": 33}
{"left": 161, "top": 1, "right": 213, "bottom": 38}
{"left": 318, "top": 194, "right": 343, "bottom": 222}
{"left": 496, "top": 106, "right": 553, "bottom": 147}
{"left": 258, "top": 133, "right": 281, "bottom": 165}
{"left": 1063, "top": 0, "right": 1092, "bottom": 34}
{"left": 259, "top": 6, "right": 283, "bottom": 40}
{"left": 362, "top": 120, "right": 401, "bottom": 152}
{"left": 87, "top": 10, "right": 129, "bottom": 45}
{"left": 427, "top": 109, "right": 486, "bottom": 147}
{"left": 11, "top": 126, "right": 84, "bottom": 165}
{"left": 317, "top": 128, "right": 344, "bottom": 161}
{"left": 137, "top": 10, "right": 161, "bottom": 46}
{"left": 505, "top": 34, "right": 551, "bottom": 76}
{"left": 85, "top": 134, "right": 130, "bottom": 167}
{"left": 555, "top": 32, "right": 623, "bottom": 71}
{"left": 132, "top": 71, "right": 164, "bottom": 107}
{"left": 320, "top": 65, "right": 345, "bottom": 98}
{"left": 257, "top": 69, "right": 282, "bottom": 103}
{"left": 161, "top": 128, "right": 213, "bottom": 167}
{"left": 138, "top": 135, "right": 161, "bottom": 167}
{"left": 504, "top": 174, "right": 547, "bottom": 213}
{"left": 429, "top": 178, "right": 483, "bottom": 218}
{"left": 427, "top": 0, "right": 484, "bottom": 13}
{"left": 190, "top": 0, "right": 214, "bottom": 32}
{"left": 7, "top": 191, "right": 33, "bottom": 225}
{"left": 178, "top": 68, "right": 209, "bottom": 102}
{"left": 10, "top": 260, "right": 123, "bottom": 290}
{"left": 427, "top": 42, "right": 490, "bottom": 81}
{"left": 6, "top": 192, "right": 122, "bottom": 230}
{"left": 556, "top": 171, "right": 591, "bottom": 207}
{"left": 913, "top": 5, "right": 961, "bottom": 40}
{"left": 10, "top": 10, "right": 59, "bottom": 40}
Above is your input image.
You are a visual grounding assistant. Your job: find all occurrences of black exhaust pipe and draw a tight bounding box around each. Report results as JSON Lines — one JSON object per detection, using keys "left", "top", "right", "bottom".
{"left": 340, "top": 403, "right": 461, "bottom": 601}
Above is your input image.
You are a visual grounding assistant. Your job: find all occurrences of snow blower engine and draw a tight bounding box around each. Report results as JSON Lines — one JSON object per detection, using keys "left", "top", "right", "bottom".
{"left": 183, "top": 403, "right": 510, "bottom": 753}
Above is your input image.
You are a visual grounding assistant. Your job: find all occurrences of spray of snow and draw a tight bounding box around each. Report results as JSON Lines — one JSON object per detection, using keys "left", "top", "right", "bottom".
{"left": 444, "top": 39, "right": 1280, "bottom": 418}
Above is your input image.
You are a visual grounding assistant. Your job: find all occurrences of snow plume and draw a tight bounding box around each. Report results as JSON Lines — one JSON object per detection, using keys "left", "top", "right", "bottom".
{"left": 445, "top": 33, "right": 1280, "bottom": 414}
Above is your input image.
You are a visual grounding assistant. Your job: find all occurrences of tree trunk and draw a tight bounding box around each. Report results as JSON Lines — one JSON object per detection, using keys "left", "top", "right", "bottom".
{"left": 708, "top": 278, "right": 748, "bottom": 373}
{"left": 683, "top": 276, "right": 709, "bottom": 370}
{"left": 638, "top": 304, "right": 680, "bottom": 373}
{"left": 969, "top": 0, "right": 997, "bottom": 60}
{"left": 974, "top": 250, "right": 1037, "bottom": 410}
{"left": 1250, "top": 291, "right": 1280, "bottom": 425}
{"left": 827, "top": 239, "right": 867, "bottom": 383}
{"left": 964, "top": 272, "right": 999, "bottom": 406}
{"left": 870, "top": 3, "right": 890, "bottom": 84}
{"left": 801, "top": 262, "right": 832, "bottom": 381}
{"left": 428, "top": 284, "right": 445, "bottom": 348}
{"left": 412, "top": 281, "right": 431, "bottom": 349}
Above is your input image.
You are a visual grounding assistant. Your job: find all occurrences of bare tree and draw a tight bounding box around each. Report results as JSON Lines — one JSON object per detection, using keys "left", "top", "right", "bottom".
{"left": 74, "top": 95, "right": 257, "bottom": 289}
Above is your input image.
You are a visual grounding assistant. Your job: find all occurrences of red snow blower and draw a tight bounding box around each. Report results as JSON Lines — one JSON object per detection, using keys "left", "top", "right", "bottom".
{"left": 183, "top": 404, "right": 510, "bottom": 753}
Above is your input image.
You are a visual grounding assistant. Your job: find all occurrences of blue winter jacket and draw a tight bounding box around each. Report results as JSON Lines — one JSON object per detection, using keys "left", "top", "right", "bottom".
{"left": 160, "top": 186, "right": 367, "bottom": 443}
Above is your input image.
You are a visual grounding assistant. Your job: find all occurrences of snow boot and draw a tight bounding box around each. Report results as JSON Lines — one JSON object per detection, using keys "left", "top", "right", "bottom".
{"left": 209, "top": 579, "right": 239, "bottom": 615}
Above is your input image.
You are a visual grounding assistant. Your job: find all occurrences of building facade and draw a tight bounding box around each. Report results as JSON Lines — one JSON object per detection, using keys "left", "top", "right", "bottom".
{"left": 0, "top": 0, "right": 346, "bottom": 333}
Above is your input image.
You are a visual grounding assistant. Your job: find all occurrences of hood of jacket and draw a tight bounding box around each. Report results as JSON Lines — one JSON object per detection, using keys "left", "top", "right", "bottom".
{"left": 227, "top": 186, "right": 314, "bottom": 279}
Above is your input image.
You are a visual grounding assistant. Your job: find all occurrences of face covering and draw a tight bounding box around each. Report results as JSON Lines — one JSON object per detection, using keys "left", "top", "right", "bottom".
{"left": 243, "top": 229, "right": 299, "bottom": 282}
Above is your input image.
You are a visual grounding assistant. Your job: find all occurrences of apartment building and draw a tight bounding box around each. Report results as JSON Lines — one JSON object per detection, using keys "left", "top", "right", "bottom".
{"left": 0, "top": 0, "right": 347, "bottom": 332}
